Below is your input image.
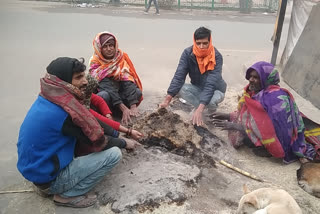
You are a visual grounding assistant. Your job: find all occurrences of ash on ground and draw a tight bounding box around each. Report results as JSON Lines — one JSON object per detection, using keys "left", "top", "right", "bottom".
{"left": 92, "top": 102, "right": 250, "bottom": 213}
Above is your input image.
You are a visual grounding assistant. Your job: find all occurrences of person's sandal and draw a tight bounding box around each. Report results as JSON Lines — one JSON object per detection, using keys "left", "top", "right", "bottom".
{"left": 54, "top": 195, "right": 97, "bottom": 208}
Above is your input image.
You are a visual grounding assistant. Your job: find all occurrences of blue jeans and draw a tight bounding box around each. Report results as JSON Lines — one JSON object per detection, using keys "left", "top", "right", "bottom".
{"left": 178, "top": 83, "right": 225, "bottom": 109}
{"left": 145, "top": 0, "right": 159, "bottom": 13}
{"left": 49, "top": 147, "right": 122, "bottom": 198}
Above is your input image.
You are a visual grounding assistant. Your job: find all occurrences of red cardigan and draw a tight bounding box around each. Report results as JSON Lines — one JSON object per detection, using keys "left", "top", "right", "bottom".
{"left": 90, "top": 93, "right": 120, "bottom": 130}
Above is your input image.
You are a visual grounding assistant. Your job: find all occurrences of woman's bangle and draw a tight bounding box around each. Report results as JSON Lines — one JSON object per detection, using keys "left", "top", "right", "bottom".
{"left": 126, "top": 128, "right": 132, "bottom": 137}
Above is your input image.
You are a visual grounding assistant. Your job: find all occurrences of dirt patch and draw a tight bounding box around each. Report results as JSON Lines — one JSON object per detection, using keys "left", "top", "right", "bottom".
{"left": 133, "top": 108, "right": 227, "bottom": 168}
{"left": 133, "top": 108, "right": 202, "bottom": 149}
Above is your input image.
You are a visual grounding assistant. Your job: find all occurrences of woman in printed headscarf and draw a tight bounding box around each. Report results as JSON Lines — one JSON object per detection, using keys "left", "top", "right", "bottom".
{"left": 212, "top": 61, "right": 319, "bottom": 164}
{"left": 89, "top": 32, "right": 143, "bottom": 125}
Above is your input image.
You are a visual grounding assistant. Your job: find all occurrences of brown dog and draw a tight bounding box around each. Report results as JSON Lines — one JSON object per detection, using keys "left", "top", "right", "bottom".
{"left": 297, "top": 162, "right": 320, "bottom": 198}
{"left": 237, "top": 185, "right": 302, "bottom": 214}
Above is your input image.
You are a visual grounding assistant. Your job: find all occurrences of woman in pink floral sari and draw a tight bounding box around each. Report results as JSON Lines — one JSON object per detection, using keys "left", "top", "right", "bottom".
{"left": 212, "top": 61, "right": 318, "bottom": 164}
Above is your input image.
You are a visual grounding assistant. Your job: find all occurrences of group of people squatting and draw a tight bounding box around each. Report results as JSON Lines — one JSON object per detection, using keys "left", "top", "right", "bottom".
{"left": 17, "top": 27, "right": 320, "bottom": 208}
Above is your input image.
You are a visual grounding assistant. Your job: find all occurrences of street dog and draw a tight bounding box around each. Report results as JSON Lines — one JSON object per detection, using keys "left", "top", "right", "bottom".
{"left": 236, "top": 185, "right": 302, "bottom": 214}
{"left": 297, "top": 162, "right": 320, "bottom": 198}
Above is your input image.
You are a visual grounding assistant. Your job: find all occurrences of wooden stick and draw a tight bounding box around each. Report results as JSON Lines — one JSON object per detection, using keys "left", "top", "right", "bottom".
{"left": 0, "top": 189, "right": 34, "bottom": 194}
{"left": 219, "top": 160, "right": 264, "bottom": 182}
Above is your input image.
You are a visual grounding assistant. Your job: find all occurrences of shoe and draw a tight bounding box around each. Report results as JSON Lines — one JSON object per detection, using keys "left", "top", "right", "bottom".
{"left": 54, "top": 195, "right": 97, "bottom": 208}
{"left": 156, "top": 12, "right": 160, "bottom": 15}
{"left": 144, "top": 11, "right": 148, "bottom": 14}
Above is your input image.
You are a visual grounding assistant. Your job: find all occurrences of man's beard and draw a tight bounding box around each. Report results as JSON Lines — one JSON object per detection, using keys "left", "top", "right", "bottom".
{"left": 79, "top": 85, "right": 87, "bottom": 93}
{"left": 249, "top": 84, "right": 260, "bottom": 93}
{"left": 249, "top": 84, "right": 255, "bottom": 91}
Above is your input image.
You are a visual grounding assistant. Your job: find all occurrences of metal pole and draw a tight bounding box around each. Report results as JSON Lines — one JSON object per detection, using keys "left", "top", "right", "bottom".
{"left": 271, "top": 0, "right": 288, "bottom": 65}
{"left": 212, "top": 0, "right": 214, "bottom": 10}
{"left": 178, "top": 0, "right": 181, "bottom": 9}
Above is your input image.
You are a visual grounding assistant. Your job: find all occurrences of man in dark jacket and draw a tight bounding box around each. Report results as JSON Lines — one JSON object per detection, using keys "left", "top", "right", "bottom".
{"left": 17, "top": 57, "right": 139, "bottom": 208}
{"left": 160, "top": 27, "right": 227, "bottom": 126}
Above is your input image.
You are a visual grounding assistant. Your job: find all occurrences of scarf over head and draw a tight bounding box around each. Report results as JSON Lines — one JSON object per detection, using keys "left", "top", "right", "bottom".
{"left": 89, "top": 32, "right": 142, "bottom": 91}
{"left": 245, "top": 61, "right": 280, "bottom": 90}
{"left": 100, "top": 34, "right": 114, "bottom": 47}
{"left": 192, "top": 35, "right": 216, "bottom": 74}
{"left": 41, "top": 57, "right": 104, "bottom": 144}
